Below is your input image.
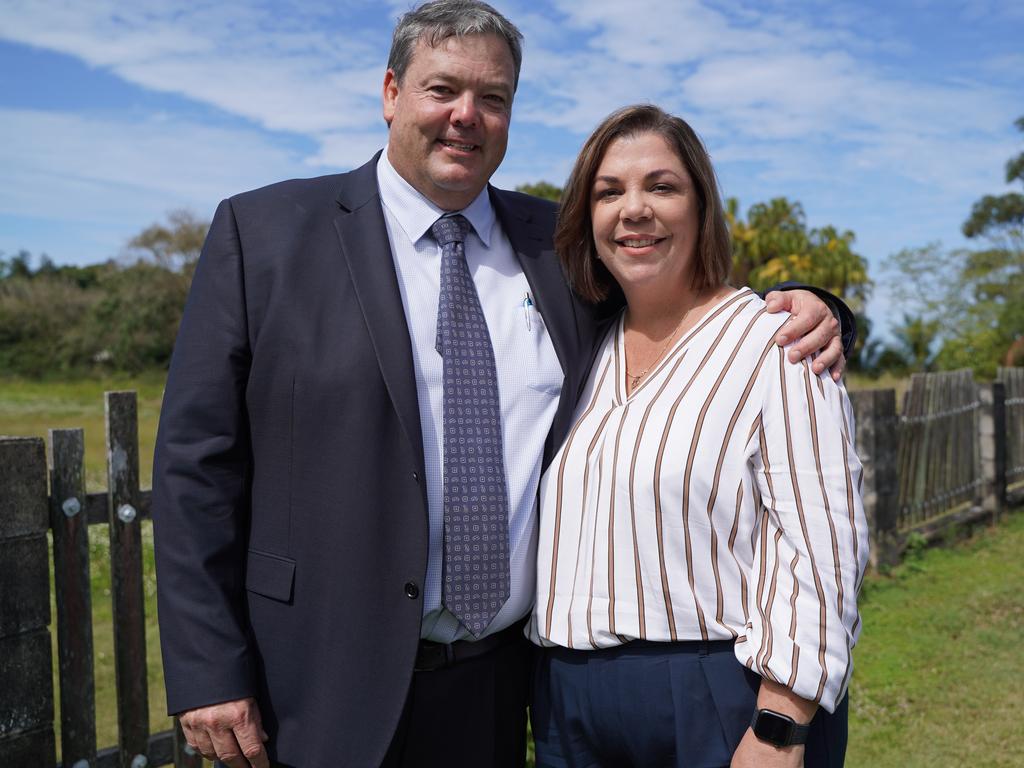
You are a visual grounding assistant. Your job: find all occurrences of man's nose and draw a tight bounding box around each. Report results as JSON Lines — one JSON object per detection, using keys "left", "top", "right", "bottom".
{"left": 450, "top": 92, "right": 480, "bottom": 127}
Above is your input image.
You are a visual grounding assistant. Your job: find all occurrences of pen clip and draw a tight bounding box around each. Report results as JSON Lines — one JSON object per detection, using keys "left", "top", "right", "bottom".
{"left": 523, "top": 292, "right": 534, "bottom": 331}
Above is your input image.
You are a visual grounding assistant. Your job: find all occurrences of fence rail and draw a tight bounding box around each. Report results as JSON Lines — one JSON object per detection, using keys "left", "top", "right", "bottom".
{"left": 1, "top": 371, "right": 1022, "bottom": 766}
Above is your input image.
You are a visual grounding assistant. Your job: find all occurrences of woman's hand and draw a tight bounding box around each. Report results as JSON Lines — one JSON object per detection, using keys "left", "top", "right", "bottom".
{"left": 731, "top": 727, "right": 804, "bottom": 768}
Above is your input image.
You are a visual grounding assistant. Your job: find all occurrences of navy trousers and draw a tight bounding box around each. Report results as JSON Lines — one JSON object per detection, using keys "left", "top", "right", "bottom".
{"left": 531, "top": 640, "right": 848, "bottom": 768}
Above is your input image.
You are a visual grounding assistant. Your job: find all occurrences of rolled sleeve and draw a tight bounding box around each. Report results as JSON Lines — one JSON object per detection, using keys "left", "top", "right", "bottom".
{"left": 737, "top": 345, "right": 869, "bottom": 712}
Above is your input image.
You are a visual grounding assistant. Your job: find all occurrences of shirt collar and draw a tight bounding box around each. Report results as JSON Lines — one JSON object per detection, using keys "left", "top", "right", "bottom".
{"left": 376, "top": 149, "right": 494, "bottom": 248}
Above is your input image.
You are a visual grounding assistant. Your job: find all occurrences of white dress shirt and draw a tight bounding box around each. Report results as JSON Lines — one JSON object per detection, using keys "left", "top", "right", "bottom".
{"left": 529, "top": 289, "right": 869, "bottom": 712}
{"left": 376, "top": 151, "right": 564, "bottom": 642}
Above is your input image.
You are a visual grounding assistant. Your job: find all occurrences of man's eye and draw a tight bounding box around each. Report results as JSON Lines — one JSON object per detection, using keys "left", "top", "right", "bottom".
{"left": 484, "top": 94, "right": 507, "bottom": 105}
{"left": 430, "top": 85, "right": 453, "bottom": 95}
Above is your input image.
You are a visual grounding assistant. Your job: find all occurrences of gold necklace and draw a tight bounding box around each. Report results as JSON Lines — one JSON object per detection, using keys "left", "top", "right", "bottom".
{"left": 624, "top": 295, "right": 703, "bottom": 391}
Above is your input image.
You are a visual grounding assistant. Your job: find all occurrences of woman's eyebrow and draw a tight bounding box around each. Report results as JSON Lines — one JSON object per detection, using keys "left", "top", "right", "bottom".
{"left": 594, "top": 169, "right": 681, "bottom": 185}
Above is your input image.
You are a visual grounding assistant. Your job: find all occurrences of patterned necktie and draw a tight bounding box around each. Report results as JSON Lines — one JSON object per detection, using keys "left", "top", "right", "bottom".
{"left": 432, "top": 214, "right": 510, "bottom": 637}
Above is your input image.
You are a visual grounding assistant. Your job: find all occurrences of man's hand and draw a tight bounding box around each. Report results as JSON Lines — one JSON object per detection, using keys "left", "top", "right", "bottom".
{"left": 180, "top": 697, "right": 269, "bottom": 768}
{"left": 731, "top": 727, "right": 804, "bottom": 768}
{"left": 764, "top": 289, "right": 845, "bottom": 381}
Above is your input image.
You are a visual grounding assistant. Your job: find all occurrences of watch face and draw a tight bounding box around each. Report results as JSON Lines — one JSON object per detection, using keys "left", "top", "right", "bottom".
{"left": 753, "top": 711, "right": 794, "bottom": 745}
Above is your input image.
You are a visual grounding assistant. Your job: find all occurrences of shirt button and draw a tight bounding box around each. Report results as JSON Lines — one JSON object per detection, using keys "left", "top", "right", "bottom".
{"left": 412, "top": 471, "right": 419, "bottom": 482}
{"left": 404, "top": 582, "right": 419, "bottom": 599}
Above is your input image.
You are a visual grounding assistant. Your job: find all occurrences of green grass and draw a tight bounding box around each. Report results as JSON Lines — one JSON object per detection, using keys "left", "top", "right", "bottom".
{"left": 847, "top": 511, "right": 1024, "bottom": 767}
{"left": 4, "top": 376, "right": 1021, "bottom": 766}
{"left": 0, "top": 374, "right": 165, "bottom": 490}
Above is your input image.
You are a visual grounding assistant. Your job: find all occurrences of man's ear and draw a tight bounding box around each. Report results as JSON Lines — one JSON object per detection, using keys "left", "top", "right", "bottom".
{"left": 382, "top": 69, "right": 399, "bottom": 126}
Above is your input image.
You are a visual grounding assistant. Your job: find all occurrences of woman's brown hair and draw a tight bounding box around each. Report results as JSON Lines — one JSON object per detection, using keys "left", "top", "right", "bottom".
{"left": 555, "top": 104, "right": 731, "bottom": 304}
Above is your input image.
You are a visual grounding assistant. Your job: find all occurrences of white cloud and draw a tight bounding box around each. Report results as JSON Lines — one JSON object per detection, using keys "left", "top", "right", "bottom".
{"left": 509, "top": 0, "right": 1019, "bottom": 209}
{"left": 0, "top": 0, "right": 387, "bottom": 150}
{"left": 0, "top": 108, "right": 331, "bottom": 224}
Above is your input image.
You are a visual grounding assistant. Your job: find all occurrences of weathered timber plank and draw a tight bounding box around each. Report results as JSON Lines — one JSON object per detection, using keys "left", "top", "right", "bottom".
{"left": 0, "top": 536, "right": 50, "bottom": 636}
{"left": 851, "top": 389, "right": 899, "bottom": 567}
{"left": 49, "top": 428, "right": 98, "bottom": 768}
{"left": 105, "top": 392, "right": 149, "bottom": 768}
{"left": 0, "top": 437, "right": 56, "bottom": 768}
{"left": 0, "top": 630, "right": 54, "bottom": 738}
{"left": 0, "top": 726, "right": 56, "bottom": 768}
{"left": 0, "top": 437, "right": 48, "bottom": 537}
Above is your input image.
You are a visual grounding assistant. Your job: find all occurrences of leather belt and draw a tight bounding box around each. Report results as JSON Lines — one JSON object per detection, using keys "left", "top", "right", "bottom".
{"left": 414, "top": 621, "right": 524, "bottom": 672}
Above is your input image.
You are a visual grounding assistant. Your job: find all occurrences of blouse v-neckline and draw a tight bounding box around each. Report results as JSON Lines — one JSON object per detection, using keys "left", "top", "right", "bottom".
{"left": 613, "top": 288, "right": 751, "bottom": 405}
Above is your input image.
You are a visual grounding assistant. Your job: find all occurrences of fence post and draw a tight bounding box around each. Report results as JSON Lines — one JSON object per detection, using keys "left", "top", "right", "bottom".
{"left": 49, "top": 428, "right": 98, "bottom": 767}
{"left": 105, "top": 391, "right": 150, "bottom": 768}
{"left": 0, "top": 437, "right": 56, "bottom": 766}
{"left": 977, "top": 382, "right": 1007, "bottom": 522}
{"left": 850, "top": 389, "right": 900, "bottom": 568}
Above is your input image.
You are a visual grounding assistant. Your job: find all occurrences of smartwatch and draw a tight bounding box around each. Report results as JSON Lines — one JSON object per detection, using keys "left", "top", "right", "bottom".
{"left": 750, "top": 708, "right": 810, "bottom": 747}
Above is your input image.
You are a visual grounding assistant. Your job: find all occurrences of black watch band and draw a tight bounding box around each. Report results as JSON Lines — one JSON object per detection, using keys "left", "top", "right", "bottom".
{"left": 750, "top": 708, "right": 811, "bottom": 747}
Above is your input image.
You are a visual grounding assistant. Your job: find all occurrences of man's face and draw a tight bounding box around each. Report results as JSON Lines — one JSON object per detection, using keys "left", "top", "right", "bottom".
{"left": 383, "top": 33, "right": 515, "bottom": 211}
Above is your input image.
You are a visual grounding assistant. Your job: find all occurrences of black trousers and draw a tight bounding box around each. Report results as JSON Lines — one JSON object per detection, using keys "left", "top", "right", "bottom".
{"left": 380, "top": 633, "right": 533, "bottom": 768}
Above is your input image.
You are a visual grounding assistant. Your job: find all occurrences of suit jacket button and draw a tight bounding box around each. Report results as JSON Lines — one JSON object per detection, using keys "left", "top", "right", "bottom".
{"left": 404, "top": 582, "right": 419, "bottom": 599}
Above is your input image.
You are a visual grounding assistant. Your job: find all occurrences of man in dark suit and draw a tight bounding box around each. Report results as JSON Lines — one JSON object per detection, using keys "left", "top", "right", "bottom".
{"left": 152, "top": 2, "right": 851, "bottom": 767}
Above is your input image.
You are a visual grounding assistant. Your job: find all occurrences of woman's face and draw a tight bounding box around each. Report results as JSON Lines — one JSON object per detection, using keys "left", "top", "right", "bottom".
{"left": 590, "top": 131, "right": 700, "bottom": 298}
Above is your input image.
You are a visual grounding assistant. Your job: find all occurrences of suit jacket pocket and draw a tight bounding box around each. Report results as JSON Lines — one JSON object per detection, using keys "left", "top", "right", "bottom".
{"left": 245, "top": 549, "right": 296, "bottom": 603}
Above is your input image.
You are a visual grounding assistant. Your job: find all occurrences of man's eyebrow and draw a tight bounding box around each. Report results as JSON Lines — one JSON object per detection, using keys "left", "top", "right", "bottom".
{"left": 423, "top": 73, "right": 512, "bottom": 95}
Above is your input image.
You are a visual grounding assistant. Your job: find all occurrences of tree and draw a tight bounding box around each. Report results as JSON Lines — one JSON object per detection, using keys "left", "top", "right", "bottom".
{"left": 515, "top": 181, "right": 562, "bottom": 202}
{"left": 884, "top": 314, "right": 940, "bottom": 373}
{"left": 884, "top": 118, "right": 1024, "bottom": 377}
{"left": 82, "top": 261, "right": 191, "bottom": 373}
{"left": 126, "top": 209, "right": 209, "bottom": 273}
{"left": 948, "top": 116, "right": 1024, "bottom": 374}
{"left": 0, "top": 250, "right": 39, "bottom": 280}
{"left": 726, "top": 197, "right": 870, "bottom": 314}
{"left": 962, "top": 115, "right": 1024, "bottom": 252}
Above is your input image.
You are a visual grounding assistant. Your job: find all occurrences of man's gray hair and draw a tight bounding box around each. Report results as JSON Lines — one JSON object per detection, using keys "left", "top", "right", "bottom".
{"left": 388, "top": 0, "right": 524, "bottom": 90}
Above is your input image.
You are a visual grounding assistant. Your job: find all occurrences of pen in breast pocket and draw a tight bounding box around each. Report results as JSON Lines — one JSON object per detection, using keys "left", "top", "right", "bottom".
{"left": 522, "top": 292, "right": 534, "bottom": 331}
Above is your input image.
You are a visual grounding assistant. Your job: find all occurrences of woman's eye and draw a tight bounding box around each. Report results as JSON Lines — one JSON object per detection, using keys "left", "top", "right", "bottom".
{"left": 595, "top": 188, "right": 619, "bottom": 200}
{"left": 652, "top": 183, "right": 675, "bottom": 193}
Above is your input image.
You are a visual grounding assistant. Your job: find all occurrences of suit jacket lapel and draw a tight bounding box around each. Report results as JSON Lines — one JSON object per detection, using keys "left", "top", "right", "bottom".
{"left": 333, "top": 154, "right": 426, "bottom": 477}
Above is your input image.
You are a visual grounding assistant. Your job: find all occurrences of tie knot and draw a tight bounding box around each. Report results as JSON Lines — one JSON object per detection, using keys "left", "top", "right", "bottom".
{"left": 431, "top": 214, "right": 470, "bottom": 248}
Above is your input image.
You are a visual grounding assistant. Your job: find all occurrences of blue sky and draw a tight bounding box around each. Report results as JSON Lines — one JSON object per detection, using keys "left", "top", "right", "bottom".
{"left": 1, "top": 0, "right": 1022, "bottom": 336}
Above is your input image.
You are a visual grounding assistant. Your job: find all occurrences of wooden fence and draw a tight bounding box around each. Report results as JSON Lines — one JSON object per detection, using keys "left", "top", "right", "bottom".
{"left": 1, "top": 393, "right": 199, "bottom": 768}
{"left": 850, "top": 369, "right": 1021, "bottom": 566}
{"left": 1, "top": 371, "right": 1022, "bottom": 766}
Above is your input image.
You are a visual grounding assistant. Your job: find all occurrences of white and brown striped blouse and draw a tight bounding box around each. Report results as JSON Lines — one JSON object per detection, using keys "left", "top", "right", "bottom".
{"left": 528, "top": 288, "right": 869, "bottom": 713}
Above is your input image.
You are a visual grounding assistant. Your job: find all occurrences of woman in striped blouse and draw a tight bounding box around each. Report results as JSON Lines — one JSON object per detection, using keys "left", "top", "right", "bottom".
{"left": 528, "top": 105, "right": 869, "bottom": 768}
